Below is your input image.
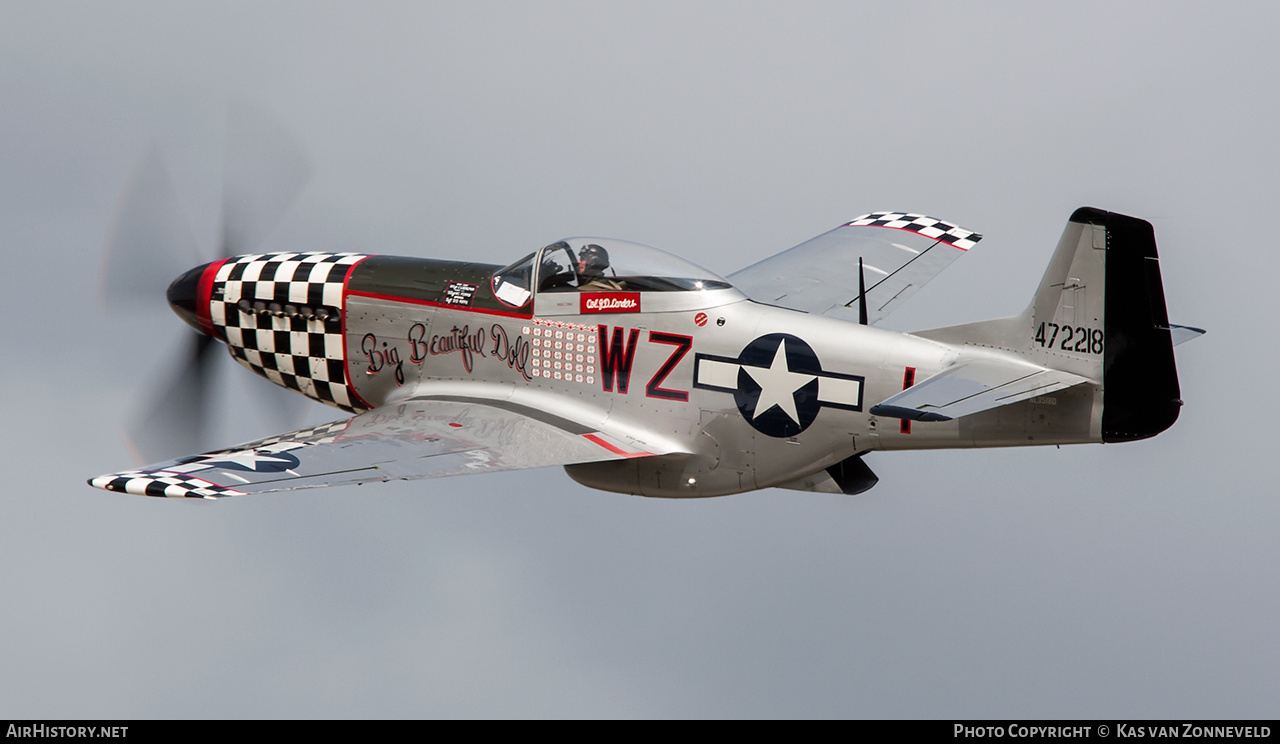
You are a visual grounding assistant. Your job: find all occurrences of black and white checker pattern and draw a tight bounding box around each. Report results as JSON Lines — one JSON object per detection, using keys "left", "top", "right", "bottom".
{"left": 89, "top": 471, "right": 246, "bottom": 499}
{"left": 210, "top": 252, "right": 368, "bottom": 412}
{"left": 236, "top": 418, "right": 353, "bottom": 449}
{"left": 845, "top": 212, "right": 982, "bottom": 250}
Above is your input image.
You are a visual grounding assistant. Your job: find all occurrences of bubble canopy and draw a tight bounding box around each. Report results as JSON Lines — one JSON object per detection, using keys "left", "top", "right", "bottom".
{"left": 491, "top": 237, "right": 732, "bottom": 308}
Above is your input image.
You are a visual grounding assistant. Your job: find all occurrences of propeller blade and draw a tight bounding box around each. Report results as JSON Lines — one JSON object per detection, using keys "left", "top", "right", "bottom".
{"left": 219, "top": 102, "right": 313, "bottom": 258}
{"left": 112, "top": 102, "right": 318, "bottom": 464}
{"left": 243, "top": 365, "right": 314, "bottom": 432}
{"left": 98, "top": 150, "right": 203, "bottom": 309}
{"left": 124, "top": 332, "right": 220, "bottom": 463}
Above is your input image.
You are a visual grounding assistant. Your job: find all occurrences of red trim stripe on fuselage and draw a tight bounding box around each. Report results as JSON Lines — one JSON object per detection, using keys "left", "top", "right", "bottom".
{"left": 340, "top": 258, "right": 376, "bottom": 411}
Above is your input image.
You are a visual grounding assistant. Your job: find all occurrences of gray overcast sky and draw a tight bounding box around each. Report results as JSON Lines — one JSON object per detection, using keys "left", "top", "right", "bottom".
{"left": 1, "top": 1, "right": 1276, "bottom": 718}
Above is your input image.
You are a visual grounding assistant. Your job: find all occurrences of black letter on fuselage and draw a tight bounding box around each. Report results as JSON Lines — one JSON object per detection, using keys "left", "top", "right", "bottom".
{"left": 598, "top": 325, "right": 640, "bottom": 394}
{"left": 646, "top": 331, "right": 692, "bottom": 401}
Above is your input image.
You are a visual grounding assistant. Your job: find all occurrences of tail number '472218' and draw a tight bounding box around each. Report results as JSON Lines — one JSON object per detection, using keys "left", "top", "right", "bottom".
{"left": 1035, "top": 322, "right": 1103, "bottom": 355}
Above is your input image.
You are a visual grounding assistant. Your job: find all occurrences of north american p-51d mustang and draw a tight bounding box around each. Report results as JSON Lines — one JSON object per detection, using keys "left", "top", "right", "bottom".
{"left": 90, "top": 207, "right": 1201, "bottom": 499}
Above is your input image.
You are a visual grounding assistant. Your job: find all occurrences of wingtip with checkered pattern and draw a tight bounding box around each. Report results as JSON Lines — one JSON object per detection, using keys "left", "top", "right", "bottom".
{"left": 845, "top": 211, "right": 982, "bottom": 250}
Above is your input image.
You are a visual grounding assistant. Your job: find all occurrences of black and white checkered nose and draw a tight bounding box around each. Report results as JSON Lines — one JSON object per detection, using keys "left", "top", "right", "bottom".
{"left": 167, "top": 262, "right": 212, "bottom": 334}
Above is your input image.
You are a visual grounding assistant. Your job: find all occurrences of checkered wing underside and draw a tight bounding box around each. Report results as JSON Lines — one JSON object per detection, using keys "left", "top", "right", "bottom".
{"left": 90, "top": 471, "right": 247, "bottom": 500}
{"left": 728, "top": 211, "right": 982, "bottom": 324}
{"left": 211, "top": 252, "right": 368, "bottom": 412}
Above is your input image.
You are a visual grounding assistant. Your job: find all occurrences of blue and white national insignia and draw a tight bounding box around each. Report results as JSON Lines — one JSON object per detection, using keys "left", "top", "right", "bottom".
{"left": 692, "top": 333, "right": 864, "bottom": 437}
{"left": 174, "top": 449, "right": 302, "bottom": 473}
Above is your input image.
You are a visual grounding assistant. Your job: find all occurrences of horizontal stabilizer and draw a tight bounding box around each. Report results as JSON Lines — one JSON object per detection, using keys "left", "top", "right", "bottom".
{"left": 870, "top": 358, "right": 1090, "bottom": 422}
{"left": 1167, "top": 324, "right": 1206, "bottom": 346}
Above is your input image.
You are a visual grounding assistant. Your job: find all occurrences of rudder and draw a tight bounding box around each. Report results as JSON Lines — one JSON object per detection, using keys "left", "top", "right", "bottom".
{"left": 1078, "top": 208, "right": 1182, "bottom": 441}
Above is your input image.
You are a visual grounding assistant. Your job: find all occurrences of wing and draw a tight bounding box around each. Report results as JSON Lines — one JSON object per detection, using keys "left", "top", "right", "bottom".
{"left": 869, "top": 357, "right": 1091, "bottom": 422}
{"left": 728, "top": 212, "right": 981, "bottom": 325}
{"left": 89, "top": 396, "right": 669, "bottom": 499}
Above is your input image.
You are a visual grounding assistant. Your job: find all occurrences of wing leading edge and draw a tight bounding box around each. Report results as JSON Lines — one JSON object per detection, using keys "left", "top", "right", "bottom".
{"left": 90, "top": 396, "right": 668, "bottom": 499}
{"left": 728, "top": 212, "right": 982, "bottom": 324}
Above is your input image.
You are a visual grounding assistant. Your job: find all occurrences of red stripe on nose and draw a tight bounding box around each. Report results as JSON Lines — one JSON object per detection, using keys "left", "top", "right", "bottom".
{"left": 167, "top": 259, "right": 228, "bottom": 336}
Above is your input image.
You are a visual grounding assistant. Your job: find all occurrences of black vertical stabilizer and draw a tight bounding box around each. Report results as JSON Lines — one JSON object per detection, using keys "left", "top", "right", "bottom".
{"left": 1071, "top": 208, "right": 1182, "bottom": 442}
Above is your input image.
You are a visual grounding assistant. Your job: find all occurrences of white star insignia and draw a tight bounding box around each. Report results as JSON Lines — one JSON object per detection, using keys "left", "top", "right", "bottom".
{"left": 743, "top": 340, "right": 816, "bottom": 424}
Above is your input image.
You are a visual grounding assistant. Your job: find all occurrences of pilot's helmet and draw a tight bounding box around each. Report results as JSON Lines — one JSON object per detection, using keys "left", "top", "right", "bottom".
{"left": 578, "top": 243, "right": 610, "bottom": 275}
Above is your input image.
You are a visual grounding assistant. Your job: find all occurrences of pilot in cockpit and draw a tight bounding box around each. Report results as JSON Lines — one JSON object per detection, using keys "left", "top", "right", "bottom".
{"left": 577, "top": 243, "right": 625, "bottom": 291}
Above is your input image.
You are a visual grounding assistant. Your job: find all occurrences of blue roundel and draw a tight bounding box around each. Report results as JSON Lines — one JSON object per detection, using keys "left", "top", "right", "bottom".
{"left": 176, "top": 449, "right": 303, "bottom": 473}
{"left": 733, "top": 333, "right": 823, "bottom": 438}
